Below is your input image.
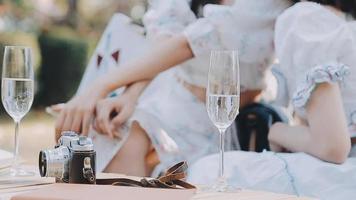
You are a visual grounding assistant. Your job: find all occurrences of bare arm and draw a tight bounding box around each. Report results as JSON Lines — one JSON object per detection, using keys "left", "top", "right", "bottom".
{"left": 92, "top": 34, "right": 193, "bottom": 97}
{"left": 124, "top": 81, "right": 151, "bottom": 101}
{"left": 269, "top": 83, "right": 351, "bottom": 163}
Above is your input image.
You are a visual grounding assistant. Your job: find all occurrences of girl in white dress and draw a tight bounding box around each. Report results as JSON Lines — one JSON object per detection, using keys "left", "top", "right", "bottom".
{"left": 188, "top": 1, "right": 356, "bottom": 199}
{"left": 54, "top": 0, "right": 292, "bottom": 177}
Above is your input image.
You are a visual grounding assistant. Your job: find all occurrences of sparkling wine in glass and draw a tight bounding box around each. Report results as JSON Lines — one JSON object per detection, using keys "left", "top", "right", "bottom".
{"left": 1, "top": 46, "right": 34, "bottom": 177}
{"left": 207, "top": 50, "right": 240, "bottom": 192}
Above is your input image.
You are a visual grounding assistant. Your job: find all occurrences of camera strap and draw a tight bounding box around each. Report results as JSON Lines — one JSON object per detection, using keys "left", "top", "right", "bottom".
{"left": 96, "top": 161, "right": 196, "bottom": 189}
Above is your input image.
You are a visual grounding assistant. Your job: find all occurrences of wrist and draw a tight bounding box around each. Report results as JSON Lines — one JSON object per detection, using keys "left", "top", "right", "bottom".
{"left": 90, "top": 79, "right": 112, "bottom": 98}
{"left": 123, "top": 81, "right": 149, "bottom": 100}
{"left": 122, "top": 87, "right": 141, "bottom": 102}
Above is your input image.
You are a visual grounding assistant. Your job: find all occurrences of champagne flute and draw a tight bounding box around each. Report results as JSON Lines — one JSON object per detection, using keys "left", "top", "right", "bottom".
{"left": 1, "top": 46, "right": 34, "bottom": 177}
{"left": 207, "top": 50, "right": 240, "bottom": 192}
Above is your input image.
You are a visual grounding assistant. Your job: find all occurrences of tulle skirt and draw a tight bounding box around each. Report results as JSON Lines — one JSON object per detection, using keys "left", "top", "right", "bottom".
{"left": 188, "top": 150, "right": 356, "bottom": 200}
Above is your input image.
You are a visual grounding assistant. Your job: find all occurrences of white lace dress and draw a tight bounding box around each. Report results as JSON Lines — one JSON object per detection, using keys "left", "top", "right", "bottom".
{"left": 83, "top": 0, "right": 291, "bottom": 176}
{"left": 188, "top": 2, "right": 356, "bottom": 199}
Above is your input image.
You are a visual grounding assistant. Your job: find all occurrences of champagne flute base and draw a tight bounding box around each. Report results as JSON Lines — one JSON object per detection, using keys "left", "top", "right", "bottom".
{"left": 0, "top": 167, "right": 35, "bottom": 177}
{"left": 198, "top": 177, "right": 241, "bottom": 193}
{"left": 212, "top": 177, "right": 240, "bottom": 192}
{"left": 10, "top": 167, "right": 35, "bottom": 177}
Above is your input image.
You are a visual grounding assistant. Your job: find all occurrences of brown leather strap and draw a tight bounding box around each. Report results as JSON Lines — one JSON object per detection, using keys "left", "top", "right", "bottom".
{"left": 96, "top": 161, "right": 195, "bottom": 189}
{"left": 158, "top": 161, "right": 187, "bottom": 183}
{"left": 96, "top": 178, "right": 143, "bottom": 186}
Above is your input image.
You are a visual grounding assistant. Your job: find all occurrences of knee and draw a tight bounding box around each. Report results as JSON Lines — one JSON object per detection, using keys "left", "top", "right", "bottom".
{"left": 122, "top": 122, "right": 150, "bottom": 155}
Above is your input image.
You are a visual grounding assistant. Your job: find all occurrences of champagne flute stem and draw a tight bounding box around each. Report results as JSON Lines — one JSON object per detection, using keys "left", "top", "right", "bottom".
{"left": 13, "top": 120, "right": 20, "bottom": 169}
{"left": 218, "top": 128, "right": 226, "bottom": 179}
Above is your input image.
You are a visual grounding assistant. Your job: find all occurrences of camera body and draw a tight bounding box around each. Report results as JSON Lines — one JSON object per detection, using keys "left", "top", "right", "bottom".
{"left": 39, "top": 131, "right": 96, "bottom": 184}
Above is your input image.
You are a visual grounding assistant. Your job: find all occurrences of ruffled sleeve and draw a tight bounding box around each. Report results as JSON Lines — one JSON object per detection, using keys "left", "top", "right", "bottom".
{"left": 292, "top": 64, "right": 349, "bottom": 108}
{"left": 275, "top": 2, "right": 352, "bottom": 115}
{"left": 183, "top": 0, "right": 291, "bottom": 57}
{"left": 142, "top": 0, "right": 196, "bottom": 39}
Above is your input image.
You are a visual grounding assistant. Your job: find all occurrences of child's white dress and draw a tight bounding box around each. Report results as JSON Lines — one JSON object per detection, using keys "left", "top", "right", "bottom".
{"left": 81, "top": 0, "right": 291, "bottom": 176}
{"left": 188, "top": 2, "right": 356, "bottom": 199}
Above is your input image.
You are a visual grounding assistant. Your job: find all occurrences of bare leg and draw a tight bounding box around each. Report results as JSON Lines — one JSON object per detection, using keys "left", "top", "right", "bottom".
{"left": 104, "top": 121, "right": 151, "bottom": 176}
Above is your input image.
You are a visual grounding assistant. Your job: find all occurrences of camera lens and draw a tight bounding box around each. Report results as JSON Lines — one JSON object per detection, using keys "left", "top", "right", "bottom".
{"left": 37, "top": 146, "right": 70, "bottom": 180}
{"left": 39, "top": 151, "right": 47, "bottom": 177}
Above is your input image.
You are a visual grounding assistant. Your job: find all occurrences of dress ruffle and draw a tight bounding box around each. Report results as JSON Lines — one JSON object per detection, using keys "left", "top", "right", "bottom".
{"left": 292, "top": 63, "right": 350, "bottom": 109}
{"left": 143, "top": 0, "right": 195, "bottom": 38}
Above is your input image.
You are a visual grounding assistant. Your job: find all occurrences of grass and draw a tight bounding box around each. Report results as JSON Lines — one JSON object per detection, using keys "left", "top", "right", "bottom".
{"left": 0, "top": 109, "right": 55, "bottom": 165}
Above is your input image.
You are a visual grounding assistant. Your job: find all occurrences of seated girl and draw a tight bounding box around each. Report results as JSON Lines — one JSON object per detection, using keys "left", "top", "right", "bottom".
{"left": 268, "top": 0, "right": 355, "bottom": 163}
{"left": 54, "top": 0, "right": 291, "bottom": 177}
{"left": 188, "top": 0, "right": 356, "bottom": 198}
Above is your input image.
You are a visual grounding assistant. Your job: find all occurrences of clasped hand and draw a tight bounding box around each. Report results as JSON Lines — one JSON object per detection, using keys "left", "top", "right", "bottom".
{"left": 54, "top": 90, "right": 136, "bottom": 140}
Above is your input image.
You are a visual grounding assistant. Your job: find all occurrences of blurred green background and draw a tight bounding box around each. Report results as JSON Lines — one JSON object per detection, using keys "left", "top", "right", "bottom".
{"left": 0, "top": 0, "right": 147, "bottom": 164}
{"left": 0, "top": 0, "right": 147, "bottom": 106}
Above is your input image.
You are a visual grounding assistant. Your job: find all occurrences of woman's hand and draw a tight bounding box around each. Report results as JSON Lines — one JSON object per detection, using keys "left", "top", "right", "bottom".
{"left": 94, "top": 81, "right": 150, "bottom": 138}
{"left": 55, "top": 88, "right": 107, "bottom": 138}
{"left": 94, "top": 94, "right": 136, "bottom": 139}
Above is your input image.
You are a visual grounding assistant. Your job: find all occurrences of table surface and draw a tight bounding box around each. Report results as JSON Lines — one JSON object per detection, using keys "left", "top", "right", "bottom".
{"left": 0, "top": 168, "right": 315, "bottom": 200}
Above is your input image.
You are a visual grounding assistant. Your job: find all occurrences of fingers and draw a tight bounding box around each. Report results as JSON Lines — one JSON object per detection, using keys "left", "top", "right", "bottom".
{"left": 95, "top": 101, "right": 115, "bottom": 138}
{"left": 51, "top": 103, "right": 65, "bottom": 112}
{"left": 96, "top": 109, "right": 112, "bottom": 137}
{"left": 47, "top": 103, "right": 65, "bottom": 117}
{"left": 82, "top": 112, "right": 93, "bottom": 136}
{"left": 62, "top": 109, "right": 74, "bottom": 132}
{"left": 55, "top": 103, "right": 93, "bottom": 137}
{"left": 53, "top": 90, "right": 103, "bottom": 138}
{"left": 111, "top": 106, "right": 132, "bottom": 137}
{"left": 71, "top": 112, "right": 83, "bottom": 133}
{"left": 55, "top": 109, "right": 67, "bottom": 140}
{"left": 93, "top": 119, "right": 102, "bottom": 134}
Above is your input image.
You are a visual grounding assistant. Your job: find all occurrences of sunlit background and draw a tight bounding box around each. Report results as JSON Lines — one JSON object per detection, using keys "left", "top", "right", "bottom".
{"left": 0, "top": 0, "right": 147, "bottom": 164}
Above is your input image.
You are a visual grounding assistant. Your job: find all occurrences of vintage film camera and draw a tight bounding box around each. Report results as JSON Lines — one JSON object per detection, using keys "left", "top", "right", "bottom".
{"left": 38, "top": 131, "right": 96, "bottom": 184}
